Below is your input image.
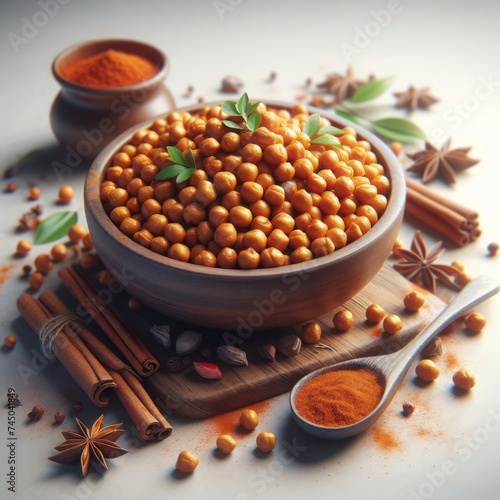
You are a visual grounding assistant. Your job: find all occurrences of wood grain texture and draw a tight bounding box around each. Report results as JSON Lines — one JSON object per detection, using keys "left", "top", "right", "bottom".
{"left": 143, "top": 264, "right": 446, "bottom": 418}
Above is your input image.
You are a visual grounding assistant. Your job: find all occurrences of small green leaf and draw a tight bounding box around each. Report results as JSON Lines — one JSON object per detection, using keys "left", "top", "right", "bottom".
{"left": 185, "top": 149, "right": 197, "bottom": 169}
{"left": 176, "top": 167, "right": 196, "bottom": 184}
{"left": 155, "top": 164, "right": 185, "bottom": 181}
{"left": 311, "top": 135, "right": 342, "bottom": 147}
{"left": 351, "top": 76, "right": 394, "bottom": 103}
{"left": 222, "top": 101, "right": 239, "bottom": 116}
{"left": 302, "top": 113, "right": 321, "bottom": 138}
{"left": 371, "top": 117, "right": 426, "bottom": 143}
{"left": 318, "top": 125, "right": 345, "bottom": 136}
{"left": 237, "top": 92, "right": 249, "bottom": 115}
{"left": 222, "top": 119, "right": 244, "bottom": 130}
{"left": 334, "top": 109, "right": 360, "bottom": 125}
{"left": 246, "top": 112, "right": 262, "bottom": 132}
{"left": 247, "top": 102, "right": 261, "bottom": 115}
{"left": 166, "top": 146, "right": 188, "bottom": 167}
{"left": 34, "top": 211, "right": 78, "bottom": 244}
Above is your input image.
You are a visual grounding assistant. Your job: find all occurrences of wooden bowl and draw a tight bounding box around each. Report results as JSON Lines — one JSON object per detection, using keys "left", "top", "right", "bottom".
{"left": 85, "top": 101, "right": 405, "bottom": 332}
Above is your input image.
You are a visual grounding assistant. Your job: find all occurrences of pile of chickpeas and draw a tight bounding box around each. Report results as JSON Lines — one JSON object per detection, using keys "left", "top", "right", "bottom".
{"left": 100, "top": 103, "right": 390, "bottom": 269}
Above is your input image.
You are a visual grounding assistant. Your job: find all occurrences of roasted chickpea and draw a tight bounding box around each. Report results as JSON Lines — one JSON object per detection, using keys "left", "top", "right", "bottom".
{"left": 290, "top": 246, "right": 313, "bottom": 263}
{"left": 58, "top": 185, "right": 74, "bottom": 204}
{"left": 163, "top": 201, "right": 184, "bottom": 223}
{"left": 50, "top": 243, "right": 67, "bottom": 262}
{"left": 273, "top": 162, "right": 295, "bottom": 183}
{"left": 221, "top": 132, "right": 241, "bottom": 152}
{"left": 208, "top": 205, "right": 229, "bottom": 227}
{"left": 214, "top": 171, "right": 237, "bottom": 194}
{"left": 291, "top": 189, "right": 313, "bottom": 213}
{"left": 267, "top": 228, "right": 289, "bottom": 252}
{"left": 120, "top": 217, "right": 141, "bottom": 237}
{"left": 301, "top": 321, "right": 322, "bottom": 344}
{"left": 133, "top": 229, "right": 153, "bottom": 248}
{"left": 383, "top": 314, "right": 403, "bottom": 335}
{"left": 250, "top": 215, "right": 273, "bottom": 236}
{"left": 68, "top": 224, "right": 86, "bottom": 243}
{"left": 137, "top": 185, "right": 154, "bottom": 204}
{"left": 263, "top": 143, "right": 287, "bottom": 165}
{"left": 34, "top": 254, "right": 53, "bottom": 275}
{"left": 28, "top": 271, "right": 44, "bottom": 290}
{"left": 178, "top": 186, "right": 197, "bottom": 206}
{"left": 239, "top": 409, "right": 259, "bottom": 430}
{"left": 194, "top": 250, "right": 217, "bottom": 267}
{"left": 288, "top": 229, "right": 310, "bottom": 250}
{"left": 271, "top": 212, "right": 295, "bottom": 235}
{"left": 256, "top": 173, "right": 275, "bottom": 191}
{"left": 214, "top": 222, "right": 238, "bottom": 247}
{"left": 141, "top": 198, "right": 161, "bottom": 219}
{"left": 464, "top": 312, "right": 486, "bottom": 332}
{"left": 146, "top": 214, "right": 168, "bottom": 236}
{"left": 263, "top": 185, "right": 285, "bottom": 206}
{"left": 221, "top": 191, "right": 242, "bottom": 211}
{"left": 183, "top": 202, "right": 206, "bottom": 225}
{"left": 249, "top": 200, "right": 272, "bottom": 218}
{"left": 260, "top": 247, "right": 285, "bottom": 268}
{"left": 242, "top": 229, "right": 267, "bottom": 252}
{"left": 167, "top": 243, "right": 190, "bottom": 262}
{"left": 256, "top": 432, "right": 276, "bottom": 453}
{"left": 216, "top": 434, "right": 237, "bottom": 454}
{"left": 195, "top": 180, "right": 217, "bottom": 207}
{"left": 240, "top": 143, "right": 263, "bottom": 163}
{"left": 415, "top": 359, "right": 440, "bottom": 382}
{"left": 311, "top": 237, "right": 335, "bottom": 258}
{"left": 236, "top": 162, "right": 259, "bottom": 183}
{"left": 150, "top": 236, "right": 170, "bottom": 255}
{"left": 108, "top": 187, "right": 129, "bottom": 208}
{"left": 404, "top": 291, "right": 425, "bottom": 312}
{"left": 164, "top": 223, "right": 186, "bottom": 244}
{"left": 175, "top": 450, "right": 199, "bottom": 473}
{"left": 229, "top": 206, "right": 253, "bottom": 228}
{"left": 15, "top": 239, "right": 31, "bottom": 256}
{"left": 217, "top": 247, "right": 238, "bottom": 268}
{"left": 237, "top": 248, "right": 260, "bottom": 269}
{"left": 333, "top": 310, "right": 354, "bottom": 331}
{"left": 452, "top": 368, "right": 476, "bottom": 390}
{"left": 240, "top": 181, "right": 264, "bottom": 203}
{"left": 306, "top": 219, "right": 328, "bottom": 241}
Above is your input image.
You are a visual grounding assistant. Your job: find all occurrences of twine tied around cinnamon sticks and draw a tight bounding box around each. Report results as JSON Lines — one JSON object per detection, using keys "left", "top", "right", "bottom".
{"left": 16, "top": 290, "right": 172, "bottom": 441}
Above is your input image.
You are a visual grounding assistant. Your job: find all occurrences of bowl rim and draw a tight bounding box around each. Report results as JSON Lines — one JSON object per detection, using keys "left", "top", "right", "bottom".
{"left": 85, "top": 99, "right": 406, "bottom": 280}
{"left": 52, "top": 38, "right": 170, "bottom": 95}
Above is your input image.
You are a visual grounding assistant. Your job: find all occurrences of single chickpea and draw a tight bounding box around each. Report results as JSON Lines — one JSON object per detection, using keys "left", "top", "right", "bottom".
{"left": 80, "top": 232, "right": 93, "bottom": 250}
{"left": 383, "top": 314, "right": 403, "bottom": 335}
{"left": 15, "top": 240, "right": 31, "bottom": 256}
{"left": 333, "top": 310, "right": 354, "bottom": 331}
{"left": 365, "top": 304, "right": 385, "bottom": 323}
{"left": 288, "top": 229, "right": 310, "bottom": 250}
{"left": 150, "top": 236, "right": 170, "bottom": 255}
{"left": 452, "top": 368, "right": 476, "bottom": 391}
{"left": 164, "top": 223, "right": 186, "bottom": 244}
{"left": 68, "top": 224, "right": 86, "bottom": 243}
{"left": 167, "top": 243, "right": 190, "bottom": 263}
{"left": 133, "top": 229, "right": 153, "bottom": 248}
{"left": 216, "top": 434, "right": 237, "bottom": 454}
{"left": 263, "top": 185, "right": 286, "bottom": 206}
{"left": 256, "top": 431, "right": 276, "bottom": 453}
{"left": 260, "top": 247, "right": 285, "bottom": 268}
{"left": 345, "top": 223, "right": 363, "bottom": 243}
{"left": 239, "top": 409, "right": 259, "bottom": 430}
{"left": 291, "top": 189, "right": 313, "bottom": 213}
{"left": 34, "top": 254, "right": 53, "bottom": 275}
{"left": 214, "top": 222, "right": 237, "bottom": 247}
{"left": 237, "top": 248, "right": 260, "bottom": 269}
{"left": 28, "top": 271, "right": 44, "bottom": 290}
{"left": 267, "top": 228, "right": 289, "bottom": 252}
{"left": 58, "top": 185, "right": 74, "bottom": 204}
{"left": 455, "top": 272, "right": 472, "bottom": 288}
{"left": 306, "top": 219, "right": 328, "bottom": 241}
{"left": 221, "top": 132, "right": 241, "bottom": 153}
{"left": 250, "top": 215, "right": 273, "bottom": 236}
{"left": 119, "top": 217, "right": 141, "bottom": 238}
{"left": 451, "top": 260, "right": 465, "bottom": 272}
{"left": 194, "top": 250, "right": 217, "bottom": 268}
{"left": 240, "top": 143, "right": 263, "bottom": 163}
{"left": 183, "top": 202, "right": 206, "bottom": 225}
{"left": 487, "top": 242, "right": 499, "bottom": 256}
{"left": 242, "top": 229, "right": 267, "bottom": 252}
{"left": 290, "top": 246, "right": 313, "bottom": 263}
{"left": 97, "top": 269, "right": 113, "bottom": 285}
{"left": 240, "top": 181, "right": 264, "bottom": 204}
{"left": 217, "top": 247, "right": 238, "bottom": 268}
{"left": 415, "top": 359, "right": 440, "bottom": 382}
{"left": 195, "top": 180, "right": 217, "bottom": 207}
{"left": 263, "top": 143, "right": 287, "bottom": 166}
{"left": 110, "top": 206, "right": 131, "bottom": 225}
{"left": 128, "top": 297, "right": 142, "bottom": 312}
{"left": 208, "top": 205, "right": 229, "bottom": 228}
{"left": 108, "top": 187, "right": 129, "bottom": 208}
{"left": 333, "top": 176, "right": 355, "bottom": 198}
{"left": 392, "top": 238, "right": 404, "bottom": 258}
{"left": 404, "top": 290, "right": 425, "bottom": 312}
{"left": 271, "top": 212, "right": 295, "bottom": 235}
{"left": 175, "top": 450, "right": 199, "bottom": 473}
{"left": 318, "top": 191, "right": 341, "bottom": 216}
{"left": 50, "top": 243, "right": 67, "bottom": 262}
{"left": 28, "top": 186, "right": 41, "bottom": 200}
{"left": 80, "top": 252, "right": 100, "bottom": 269}
{"left": 326, "top": 228, "right": 347, "bottom": 249}
{"left": 146, "top": 214, "right": 168, "bottom": 236}
{"left": 301, "top": 322, "right": 322, "bottom": 344}
{"left": 310, "top": 237, "right": 335, "bottom": 258}
{"left": 236, "top": 162, "right": 259, "bottom": 183}
{"left": 464, "top": 312, "right": 486, "bottom": 333}
{"left": 229, "top": 206, "right": 253, "bottom": 228}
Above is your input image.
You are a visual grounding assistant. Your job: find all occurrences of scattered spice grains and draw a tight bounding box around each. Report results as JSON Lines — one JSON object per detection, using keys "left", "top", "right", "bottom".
{"left": 54, "top": 412, "right": 65, "bottom": 424}
{"left": 487, "top": 242, "right": 498, "bottom": 256}
{"left": 27, "top": 405, "right": 45, "bottom": 421}
{"left": 4, "top": 335, "right": 17, "bottom": 348}
{"left": 372, "top": 426, "right": 400, "bottom": 452}
{"left": 175, "top": 450, "right": 199, "bottom": 473}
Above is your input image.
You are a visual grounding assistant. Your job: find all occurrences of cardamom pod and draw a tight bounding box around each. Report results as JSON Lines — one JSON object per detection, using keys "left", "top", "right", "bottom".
{"left": 149, "top": 324, "right": 171, "bottom": 350}
{"left": 216, "top": 345, "right": 248, "bottom": 366}
{"left": 257, "top": 342, "right": 276, "bottom": 362}
{"left": 176, "top": 330, "right": 202, "bottom": 356}
{"left": 276, "top": 334, "right": 301, "bottom": 358}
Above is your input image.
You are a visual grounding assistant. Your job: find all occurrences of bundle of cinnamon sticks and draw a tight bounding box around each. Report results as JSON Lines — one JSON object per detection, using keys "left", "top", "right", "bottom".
{"left": 405, "top": 177, "right": 481, "bottom": 247}
{"left": 16, "top": 287, "right": 171, "bottom": 441}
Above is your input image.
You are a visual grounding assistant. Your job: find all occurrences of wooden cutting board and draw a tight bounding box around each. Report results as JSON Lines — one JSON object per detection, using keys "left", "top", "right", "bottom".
{"left": 135, "top": 264, "right": 447, "bottom": 419}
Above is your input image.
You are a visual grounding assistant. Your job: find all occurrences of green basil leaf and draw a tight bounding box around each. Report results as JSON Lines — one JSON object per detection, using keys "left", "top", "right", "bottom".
{"left": 334, "top": 109, "right": 360, "bottom": 124}
{"left": 246, "top": 112, "right": 262, "bottom": 132}
{"left": 155, "top": 164, "right": 185, "bottom": 180}
{"left": 185, "top": 149, "right": 197, "bottom": 169}
{"left": 351, "top": 76, "right": 394, "bottom": 103}
{"left": 175, "top": 167, "right": 196, "bottom": 184}
{"left": 302, "top": 113, "right": 321, "bottom": 138}
{"left": 318, "top": 125, "right": 345, "bottom": 136}
{"left": 222, "top": 119, "right": 243, "bottom": 130}
{"left": 222, "top": 101, "right": 239, "bottom": 116}
{"left": 311, "top": 135, "right": 342, "bottom": 147}
{"left": 247, "top": 102, "right": 261, "bottom": 115}
{"left": 166, "top": 146, "right": 187, "bottom": 166}
{"left": 371, "top": 117, "right": 426, "bottom": 143}
{"left": 34, "top": 211, "right": 78, "bottom": 244}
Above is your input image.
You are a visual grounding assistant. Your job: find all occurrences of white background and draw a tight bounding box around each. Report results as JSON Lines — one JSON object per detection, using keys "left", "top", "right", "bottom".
{"left": 1, "top": 0, "right": 499, "bottom": 499}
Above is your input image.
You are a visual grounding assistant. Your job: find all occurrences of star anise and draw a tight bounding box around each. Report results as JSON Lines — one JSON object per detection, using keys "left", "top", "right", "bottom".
{"left": 393, "top": 85, "right": 439, "bottom": 112}
{"left": 48, "top": 415, "right": 127, "bottom": 477}
{"left": 316, "top": 66, "right": 367, "bottom": 104}
{"left": 407, "top": 138, "right": 479, "bottom": 184}
{"left": 393, "top": 231, "right": 461, "bottom": 294}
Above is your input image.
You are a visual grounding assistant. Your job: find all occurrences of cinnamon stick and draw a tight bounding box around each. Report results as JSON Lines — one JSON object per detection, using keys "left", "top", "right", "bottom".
{"left": 16, "top": 293, "right": 116, "bottom": 407}
{"left": 58, "top": 267, "right": 159, "bottom": 376}
{"left": 108, "top": 368, "right": 160, "bottom": 441}
{"left": 405, "top": 177, "right": 478, "bottom": 222}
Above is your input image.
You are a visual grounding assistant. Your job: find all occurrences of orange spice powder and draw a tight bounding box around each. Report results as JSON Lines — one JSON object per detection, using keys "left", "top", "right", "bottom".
{"left": 0, "top": 264, "right": 15, "bottom": 286}
{"left": 295, "top": 368, "right": 384, "bottom": 427}
{"left": 372, "top": 426, "right": 400, "bottom": 451}
{"left": 61, "top": 49, "right": 157, "bottom": 88}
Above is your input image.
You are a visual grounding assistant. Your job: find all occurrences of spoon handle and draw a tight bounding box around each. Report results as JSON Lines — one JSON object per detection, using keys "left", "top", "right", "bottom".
{"left": 405, "top": 275, "right": 498, "bottom": 356}
{"left": 386, "top": 275, "right": 499, "bottom": 386}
